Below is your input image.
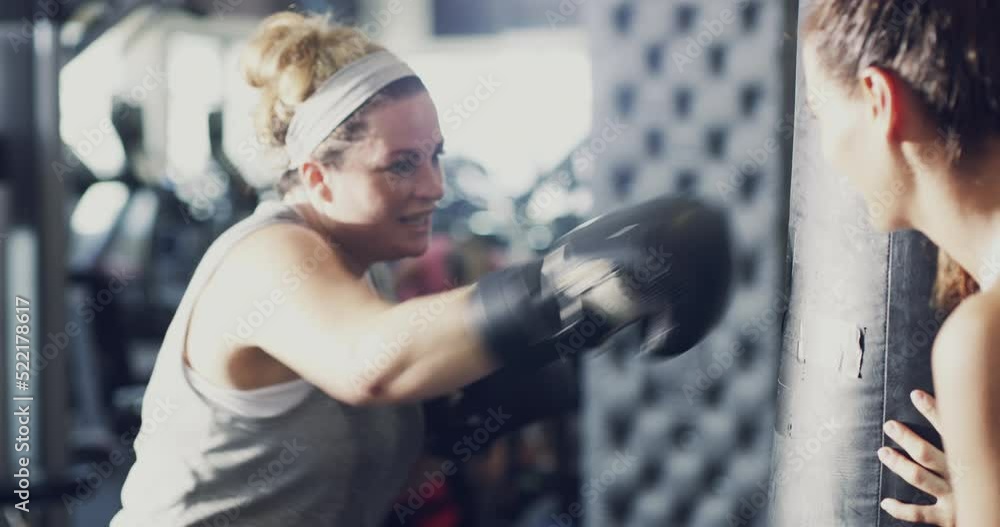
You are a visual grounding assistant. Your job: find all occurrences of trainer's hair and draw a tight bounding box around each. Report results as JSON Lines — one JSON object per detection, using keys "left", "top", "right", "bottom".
{"left": 240, "top": 12, "right": 426, "bottom": 197}
{"left": 933, "top": 249, "right": 980, "bottom": 313}
{"left": 803, "top": 0, "right": 1000, "bottom": 310}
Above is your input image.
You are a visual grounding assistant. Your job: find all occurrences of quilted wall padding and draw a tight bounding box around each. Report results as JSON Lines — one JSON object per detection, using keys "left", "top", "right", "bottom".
{"left": 580, "top": 1, "right": 791, "bottom": 526}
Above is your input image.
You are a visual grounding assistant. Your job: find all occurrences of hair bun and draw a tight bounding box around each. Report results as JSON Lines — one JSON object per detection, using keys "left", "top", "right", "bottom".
{"left": 241, "top": 13, "right": 319, "bottom": 105}
{"left": 240, "top": 12, "right": 382, "bottom": 147}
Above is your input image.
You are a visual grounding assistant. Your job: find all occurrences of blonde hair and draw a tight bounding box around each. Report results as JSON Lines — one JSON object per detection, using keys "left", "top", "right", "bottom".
{"left": 240, "top": 12, "right": 425, "bottom": 195}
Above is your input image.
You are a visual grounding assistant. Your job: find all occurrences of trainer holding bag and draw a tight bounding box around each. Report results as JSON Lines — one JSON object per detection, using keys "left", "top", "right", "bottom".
{"left": 111, "top": 11, "right": 731, "bottom": 526}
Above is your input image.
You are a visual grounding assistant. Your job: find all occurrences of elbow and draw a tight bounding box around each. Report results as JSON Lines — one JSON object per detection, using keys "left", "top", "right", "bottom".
{"left": 333, "top": 368, "right": 390, "bottom": 406}
{"left": 342, "top": 352, "right": 412, "bottom": 406}
{"left": 348, "top": 359, "right": 443, "bottom": 406}
{"left": 324, "top": 330, "right": 410, "bottom": 406}
{"left": 345, "top": 378, "right": 391, "bottom": 407}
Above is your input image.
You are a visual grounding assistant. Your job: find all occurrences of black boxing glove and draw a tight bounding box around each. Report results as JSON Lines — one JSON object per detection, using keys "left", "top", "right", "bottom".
{"left": 469, "top": 194, "right": 732, "bottom": 369}
{"left": 422, "top": 357, "right": 580, "bottom": 458}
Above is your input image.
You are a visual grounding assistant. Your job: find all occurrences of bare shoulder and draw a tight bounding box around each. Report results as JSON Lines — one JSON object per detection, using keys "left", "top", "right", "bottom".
{"left": 222, "top": 222, "right": 342, "bottom": 281}
{"left": 195, "top": 222, "right": 336, "bottom": 322}
{"left": 186, "top": 222, "right": 349, "bottom": 374}
{"left": 932, "top": 291, "right": 1000, "bottom": 388}
{"left": 202, "top": 221, "right": 367, "bottom": 323}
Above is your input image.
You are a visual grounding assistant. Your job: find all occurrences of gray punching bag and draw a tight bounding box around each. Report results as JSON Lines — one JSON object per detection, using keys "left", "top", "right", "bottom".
{"left": 768, "top": 1, "right": 946, "bottom": 525}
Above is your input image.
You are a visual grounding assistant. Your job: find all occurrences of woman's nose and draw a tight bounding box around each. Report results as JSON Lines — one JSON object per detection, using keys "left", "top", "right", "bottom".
{"left": 414, "top": 163, "right": 445, "bottom": 201}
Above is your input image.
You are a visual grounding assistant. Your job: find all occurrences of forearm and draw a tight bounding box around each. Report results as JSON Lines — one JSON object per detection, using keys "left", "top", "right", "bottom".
{"left": 355, "top": 285, "right": 500, "bottom": 404}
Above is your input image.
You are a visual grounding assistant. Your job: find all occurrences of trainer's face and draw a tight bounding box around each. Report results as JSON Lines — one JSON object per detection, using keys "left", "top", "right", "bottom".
{"left": 324, "top": 92, "right": 445, "bottom": 260}
{"left": 803, "top": 41, "right": 910, "bottom": 231}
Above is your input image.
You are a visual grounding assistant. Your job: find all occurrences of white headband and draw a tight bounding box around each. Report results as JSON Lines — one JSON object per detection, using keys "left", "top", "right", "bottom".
{"left": 285, "top": 51, "right": 417, "bottom": 169}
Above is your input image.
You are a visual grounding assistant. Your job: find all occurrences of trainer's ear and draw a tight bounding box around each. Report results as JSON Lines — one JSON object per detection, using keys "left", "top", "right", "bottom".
{"left": 858, "top": 66, "right": 909, "bottom": 145}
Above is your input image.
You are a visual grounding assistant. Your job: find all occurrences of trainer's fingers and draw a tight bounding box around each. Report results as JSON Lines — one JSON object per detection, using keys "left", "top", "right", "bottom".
{"left": 883, "top": 420, "right": 949, "bottom": 479}
{"left": 880, "top": 498, "right": 944, "bottom": 525}
{"left": 878, "top": 447, "right": 951, "bottom": 497}
{"left": 911, "top": 390, "right": 942, "bottom": 432}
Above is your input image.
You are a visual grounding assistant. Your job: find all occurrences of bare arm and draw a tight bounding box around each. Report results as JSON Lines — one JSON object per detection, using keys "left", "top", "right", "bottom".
{"left": 932, "top": 295, "right": 1000, "bottom": 526}
{"left": 220, "top": 223, "right": 500, "bottom": 406}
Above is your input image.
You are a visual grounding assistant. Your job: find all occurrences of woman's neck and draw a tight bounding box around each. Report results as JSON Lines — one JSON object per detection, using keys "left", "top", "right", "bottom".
{"left": 280, "top": 191, "right": 372, "bottom": 277}
{"left": 912, "top": 149, "right": 1000, "bottom": 291}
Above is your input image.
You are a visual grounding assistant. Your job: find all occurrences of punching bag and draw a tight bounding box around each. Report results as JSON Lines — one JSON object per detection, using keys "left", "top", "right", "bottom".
{"left": 768, "top": 1, "right": 945, "bottom": 525}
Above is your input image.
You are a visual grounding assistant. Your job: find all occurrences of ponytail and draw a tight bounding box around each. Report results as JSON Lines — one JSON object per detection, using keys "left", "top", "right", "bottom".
{"left": 932, "top": 249, "right": 980, "bottom": 313}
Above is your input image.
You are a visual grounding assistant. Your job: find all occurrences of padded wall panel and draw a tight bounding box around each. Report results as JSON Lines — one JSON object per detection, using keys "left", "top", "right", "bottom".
{"left": 582, "top": 1, "right": 790, "bottom": 525}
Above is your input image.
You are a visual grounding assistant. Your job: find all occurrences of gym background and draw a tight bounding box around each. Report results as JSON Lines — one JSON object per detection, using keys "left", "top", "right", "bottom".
{"left": 1, "top": 0, "right": 945, "bottom": 526}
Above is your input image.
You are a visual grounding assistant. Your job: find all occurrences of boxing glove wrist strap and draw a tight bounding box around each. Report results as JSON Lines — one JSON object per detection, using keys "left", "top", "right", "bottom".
{"left": 470, "top": 260, "right": 563, "bottom": 367}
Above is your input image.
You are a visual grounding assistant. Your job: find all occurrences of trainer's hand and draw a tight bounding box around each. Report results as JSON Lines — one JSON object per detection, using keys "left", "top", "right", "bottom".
{"left": 879, "top": 390, "right": 955, "bottom": 527}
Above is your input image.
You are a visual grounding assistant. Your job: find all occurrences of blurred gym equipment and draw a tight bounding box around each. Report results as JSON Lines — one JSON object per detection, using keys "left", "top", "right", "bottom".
{"left": 1, "top": 6, "right": 74, "bottom": 527}
{"left": 1, "top": 3, "right": 266, "bottom": 524}
{"left": 63, "top": 97, "right": 234, "bottom": 452}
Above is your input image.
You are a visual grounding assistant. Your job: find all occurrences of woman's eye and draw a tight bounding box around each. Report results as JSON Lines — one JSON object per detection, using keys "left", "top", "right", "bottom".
{"left": 390, "top": 160, "right": 416, "bottom": 175}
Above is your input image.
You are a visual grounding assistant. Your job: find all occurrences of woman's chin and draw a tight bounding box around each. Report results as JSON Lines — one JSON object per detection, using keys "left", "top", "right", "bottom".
{"left": 866, "top": 209, "right": 910, "bottom": 233}
{"left": 396, "top": 238, "right": 431, "bottom": 259}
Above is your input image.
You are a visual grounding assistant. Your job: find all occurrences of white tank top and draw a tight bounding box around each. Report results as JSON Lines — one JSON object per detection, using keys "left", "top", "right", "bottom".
{"left": 182, "top": 271, "right": 378, "bottom": 418}
{"left": 112, "top": 200, "right": 424, "bottom": 526}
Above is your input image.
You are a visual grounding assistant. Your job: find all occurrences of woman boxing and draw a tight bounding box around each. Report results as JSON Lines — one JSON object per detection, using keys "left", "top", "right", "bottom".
{"left": 802, "top": 1, "right": 1000, "bottom": 525}
{"left": 111, "top": 11, "right": 731, "bottom": 526}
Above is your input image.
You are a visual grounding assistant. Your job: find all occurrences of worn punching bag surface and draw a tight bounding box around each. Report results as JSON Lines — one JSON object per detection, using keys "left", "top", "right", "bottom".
{"left": 768, "top": 1, "right": 944, "bottom": 525}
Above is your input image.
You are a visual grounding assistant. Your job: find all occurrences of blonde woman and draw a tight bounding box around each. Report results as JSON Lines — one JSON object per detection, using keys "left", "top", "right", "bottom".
{"left": 111, "top": 12, "right": 731, "bottom": 526}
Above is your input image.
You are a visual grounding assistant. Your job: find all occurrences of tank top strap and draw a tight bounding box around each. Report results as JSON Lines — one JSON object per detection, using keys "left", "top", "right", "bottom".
{"left": 157, "top": 200, "right": 311, "bottom": 375}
